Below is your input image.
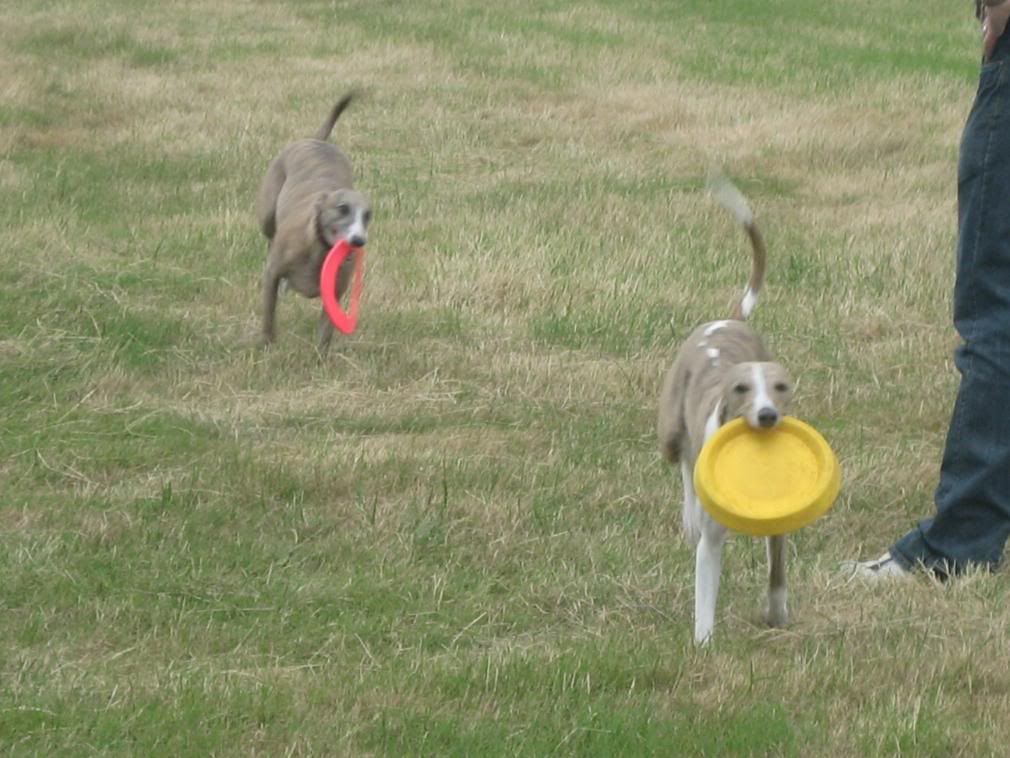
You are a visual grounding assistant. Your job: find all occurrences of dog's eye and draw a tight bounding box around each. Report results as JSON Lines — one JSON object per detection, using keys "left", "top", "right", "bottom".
{"left": 336, "top": 204, "right": 351, "bottom": 217}
{"left": 774, "top": 383, "right": 790, "bottom": 393}
{"left": 363, "top": 210, "right": 372, "bottom": 225}
{"left": 733, "top": 384, "right": 750, "bottom": 394}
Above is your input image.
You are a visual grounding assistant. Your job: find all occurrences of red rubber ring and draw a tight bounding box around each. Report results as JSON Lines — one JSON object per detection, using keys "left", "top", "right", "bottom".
{"left": 319, "top": 239, "right": 365, "bottom": 335}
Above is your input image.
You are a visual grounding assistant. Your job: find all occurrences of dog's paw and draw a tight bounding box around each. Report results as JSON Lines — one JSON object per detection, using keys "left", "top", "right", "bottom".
{"left": 763, "top": 608, "right": 788, "bottom": 628}
{"left": 693, "top": 621, "right": 715, "bottom": 646}
{"left": 763, "top": 594, "right": 787, "bottom": 630}
{"left": 763, "top": 590, "right": 788, "bottom": 628}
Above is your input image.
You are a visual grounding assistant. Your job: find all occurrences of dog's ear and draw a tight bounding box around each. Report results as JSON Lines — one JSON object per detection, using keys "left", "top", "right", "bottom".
{"left": 719, "top": 402, "right": 730, "bottom": 426}
{"left": 307, "top": 192, "right": 329, "bottom": 243}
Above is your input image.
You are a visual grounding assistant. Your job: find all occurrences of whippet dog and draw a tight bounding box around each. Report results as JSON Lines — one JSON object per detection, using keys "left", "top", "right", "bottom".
{"left": 656, "top": 176, "right": 794, "bottom": 644}
{"left": 255, "top": 93, "right": 372, "bottom": 350}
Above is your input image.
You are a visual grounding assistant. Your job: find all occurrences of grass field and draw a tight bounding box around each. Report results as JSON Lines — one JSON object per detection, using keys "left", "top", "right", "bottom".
{"left": 3, "top": 0, "right": 1009, "bottom": 754}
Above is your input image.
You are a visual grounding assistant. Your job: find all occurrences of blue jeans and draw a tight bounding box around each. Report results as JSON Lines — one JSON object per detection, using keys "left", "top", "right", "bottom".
{"left": 891, "top": 33, "right": 1010, "bottom": 575}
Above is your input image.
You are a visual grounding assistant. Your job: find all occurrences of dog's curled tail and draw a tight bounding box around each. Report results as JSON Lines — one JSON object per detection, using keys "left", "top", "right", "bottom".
{"left": 707, "top": 171, "right": 767, "bottom": 321}
{"left": 314, "top": 92, "right": 356, "bottom": 141}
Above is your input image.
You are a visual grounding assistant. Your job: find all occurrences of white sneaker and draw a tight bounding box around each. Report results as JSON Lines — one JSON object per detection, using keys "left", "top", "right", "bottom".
{"left": 843, "top": 551, "right": 911, "bottom": 581}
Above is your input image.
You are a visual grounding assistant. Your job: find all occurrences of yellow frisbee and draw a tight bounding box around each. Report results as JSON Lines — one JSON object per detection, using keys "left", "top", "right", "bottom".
{"left": 693, "top": 417, "right": 841, "bottom": 537}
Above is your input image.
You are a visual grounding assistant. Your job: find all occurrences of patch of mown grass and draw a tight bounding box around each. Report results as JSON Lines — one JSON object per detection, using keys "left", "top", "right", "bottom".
{"left": 0, "top": 678, "right": 299, "bottom": 756}
{"left": 0, "top": 268, "right": 198, "bottom": 375}
{"left": 13, "top": 25, "right": 179, "bottom": 68}
{"left": 597, "top": 0, "right": 976, "bottom": 88}
{"left": 359, "top": 647, "right": 800, "bottom": 756}
{"left": 3, "top": 147, "right": 235, "bottom": 231}
{"left": 528, "top": 299, "right": 675, "bottom": 355}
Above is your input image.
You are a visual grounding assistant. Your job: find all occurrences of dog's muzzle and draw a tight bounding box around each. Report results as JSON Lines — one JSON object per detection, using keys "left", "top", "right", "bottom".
{"left": 756, "top": 407, "right": 780, "bottom": 428}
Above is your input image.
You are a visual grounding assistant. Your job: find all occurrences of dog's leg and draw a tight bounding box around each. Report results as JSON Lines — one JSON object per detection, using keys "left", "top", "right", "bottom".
{"left": 765, "top": 535, "right": 788, "bottom": 627}
{"left": 260, "top": 251, "right": 283, "bottom": 346}
{"left": 680, "top": 461, "right": 701, "bottom": 546}
{"left": 316, "top": 309, "right": 334, "bottom": 353}
{"left": 694, "top": 517, "right": 726, "bottom": 645}
{"left": 255, "top": 158, "right": 285, "bottom": 240}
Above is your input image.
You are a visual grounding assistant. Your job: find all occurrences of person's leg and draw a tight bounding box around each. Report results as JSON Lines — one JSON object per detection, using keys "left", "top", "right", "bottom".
{"left": 887, "top": 37, "right": 1010, "bottom": 576}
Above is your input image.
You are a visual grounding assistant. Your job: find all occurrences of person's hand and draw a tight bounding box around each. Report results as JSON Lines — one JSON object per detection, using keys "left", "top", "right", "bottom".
{"left": 983, "top": 0, "right": 1010, "bottom": 60}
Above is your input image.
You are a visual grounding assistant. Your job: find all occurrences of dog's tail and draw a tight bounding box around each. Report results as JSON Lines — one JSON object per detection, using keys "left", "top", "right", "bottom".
{"left": 314, "top": 93, "right": 355, "bottom": 141}
{"left": 707, "top": 171, "right": 766, "bottom": 321}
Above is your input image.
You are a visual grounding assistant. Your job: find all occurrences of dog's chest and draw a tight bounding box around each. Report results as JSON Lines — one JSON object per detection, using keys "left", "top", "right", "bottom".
{"left": 284, "top": 247, "right": 356, "bottom": 299}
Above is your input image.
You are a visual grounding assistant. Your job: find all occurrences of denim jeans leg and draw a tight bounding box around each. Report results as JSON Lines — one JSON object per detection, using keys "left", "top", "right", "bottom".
{"left": 891, "top": 36, "right": 1010, "bottom": 575}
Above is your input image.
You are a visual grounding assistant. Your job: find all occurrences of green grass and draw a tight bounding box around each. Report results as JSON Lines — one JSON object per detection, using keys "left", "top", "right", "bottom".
{"left": 2, "top": 0, "right": 1007, "bottom": 754}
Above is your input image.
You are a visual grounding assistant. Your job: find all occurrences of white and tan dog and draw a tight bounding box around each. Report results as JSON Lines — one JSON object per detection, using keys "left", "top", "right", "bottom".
{"left": 657, "top": 176, "right": 794, "bottom": 645}
{"left": 255, "top": 93, "right": 371, "bottom": 350}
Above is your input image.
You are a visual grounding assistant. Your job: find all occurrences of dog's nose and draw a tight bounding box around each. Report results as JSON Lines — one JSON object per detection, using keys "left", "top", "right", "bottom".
{"left": 757, "top": 407, "right": 779, "bottom": 428}
{"left": 349, "top": 235, "right": 366, "bottom": 248}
